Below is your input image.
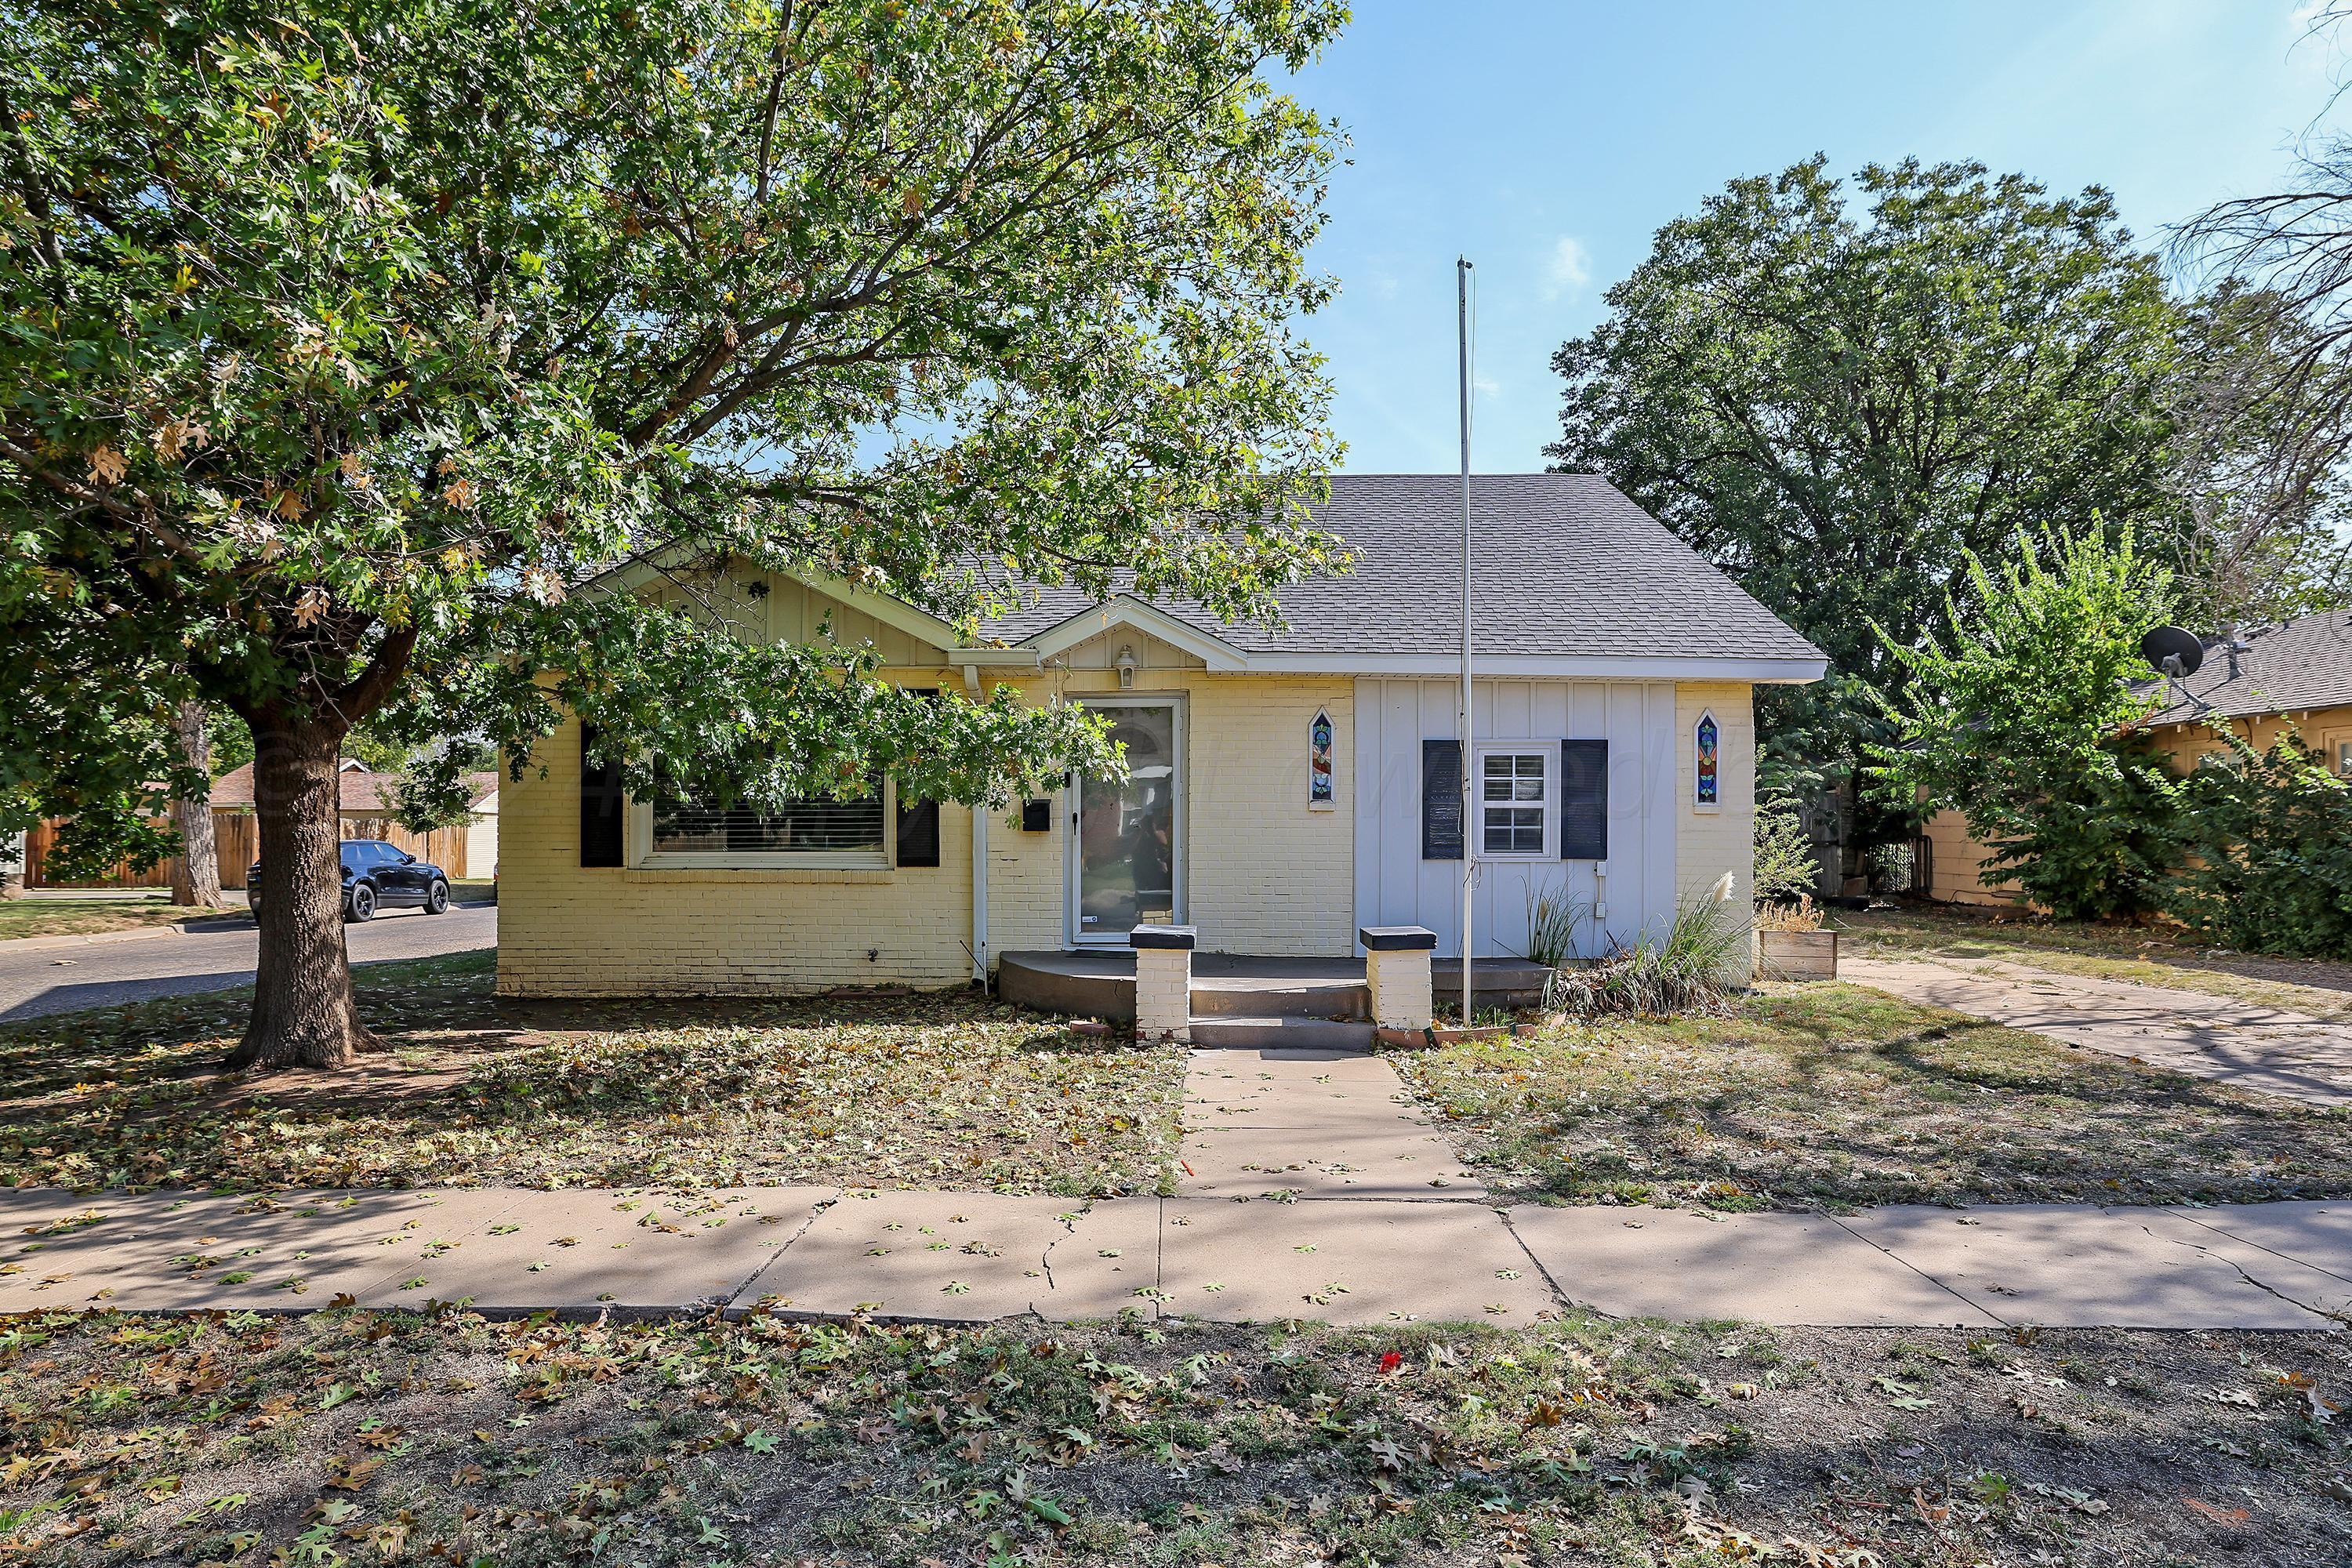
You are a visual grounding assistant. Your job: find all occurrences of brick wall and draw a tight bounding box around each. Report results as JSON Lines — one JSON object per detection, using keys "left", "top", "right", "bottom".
{"left": 495, "top": 714, "right": 977, "bottom": 997}
{"left": 498, "top": 665, "right": 1360, "bottom": 997}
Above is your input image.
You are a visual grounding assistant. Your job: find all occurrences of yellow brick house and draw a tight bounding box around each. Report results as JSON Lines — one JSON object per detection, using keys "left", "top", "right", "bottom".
{"left": 495, "top": 474, "right": 1826, "bottom": 1011}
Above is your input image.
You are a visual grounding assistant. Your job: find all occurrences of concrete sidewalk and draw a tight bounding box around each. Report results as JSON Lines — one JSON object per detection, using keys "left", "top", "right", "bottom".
{"left": 1843, "top": 953, "right": 2352, "bottom": 1106}
{"left": 4, "top": 1047, "right": 2348, "bottom": 1329}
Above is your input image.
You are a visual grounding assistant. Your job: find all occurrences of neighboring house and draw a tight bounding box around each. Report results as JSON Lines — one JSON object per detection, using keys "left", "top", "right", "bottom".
{"left": 1922, "top": 608, "right": 2352, "bottom": 906}
{"left": 496, "top": 473, "right": 1828, "bottom": 998}
{"left": 210, "top": 759, "right": 500, "bottom": 883}
{"left": 20, "top": 760, "right": 500, "bottom": 891}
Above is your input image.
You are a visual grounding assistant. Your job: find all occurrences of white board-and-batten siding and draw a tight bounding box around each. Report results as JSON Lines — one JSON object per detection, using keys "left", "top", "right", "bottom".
{"left": 1352, "top": 677, "right": 1680, "bottom": 960}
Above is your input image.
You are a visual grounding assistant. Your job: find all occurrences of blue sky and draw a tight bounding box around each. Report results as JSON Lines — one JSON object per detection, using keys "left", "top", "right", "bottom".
{"left": 1292, "top": 2, "right": 2352, "bottom": 474}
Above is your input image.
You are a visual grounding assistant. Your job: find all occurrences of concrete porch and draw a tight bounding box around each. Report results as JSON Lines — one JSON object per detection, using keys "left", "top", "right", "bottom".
{"left": 996, "top": 949, "right": 1552, "bottom": 1047}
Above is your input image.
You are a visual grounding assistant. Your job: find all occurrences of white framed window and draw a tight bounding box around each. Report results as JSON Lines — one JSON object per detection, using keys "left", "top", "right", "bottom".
{"left": 1476, "top": 745, "right": 1550, "bottom": 858}
{"left": 631, "top": 771, "right": 892, "bottom": 869}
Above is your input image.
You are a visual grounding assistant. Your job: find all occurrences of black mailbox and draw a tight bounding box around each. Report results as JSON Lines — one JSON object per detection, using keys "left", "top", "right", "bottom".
{"left": 1020, "top": 798, "right": 1053, "bottom": 833}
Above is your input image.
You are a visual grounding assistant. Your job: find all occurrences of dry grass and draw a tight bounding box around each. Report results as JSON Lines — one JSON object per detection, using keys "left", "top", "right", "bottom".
{"left": 0, "top": 898, "right": 243, "bottom": 942}
{"left": 0, "top": 953, "right": 1184, "bottom": 1198}
{"left": 2, "top": 1306, "right": 2345, "bottom": 1567}
{"left": 1398, "top": 983, "right": 2352, "bottom": 1211}
{"left": 1838, "top": 903, "right": 2352, "bottom": 1020}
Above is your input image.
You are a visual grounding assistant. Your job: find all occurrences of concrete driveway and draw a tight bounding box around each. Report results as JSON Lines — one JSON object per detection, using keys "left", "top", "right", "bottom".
{"left": 1842, "top": 953, "right": 2352, "bottom": 1107}
{"left": 0, "top": 904, "right": 496, "bottom": 1022}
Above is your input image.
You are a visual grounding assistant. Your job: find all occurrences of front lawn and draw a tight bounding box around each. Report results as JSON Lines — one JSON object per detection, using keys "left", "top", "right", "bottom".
{"left": 1839, "top": 903, "right": 2352, "bottom": 1021}
{"left": 1398, "top": 984, "right": 2352, "bottom": 1210}
{"left": 0, "top": 953, "right": 1182, "bottom": 1197}
{"left": 0, "top": 897, "right": 245, "bottom": 943}
{"left": 2, "top": 1306, "right": 2345, "bottom": 1567}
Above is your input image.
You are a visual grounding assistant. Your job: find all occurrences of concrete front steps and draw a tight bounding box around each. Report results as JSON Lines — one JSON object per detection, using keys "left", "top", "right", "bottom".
{"left": 1000, "top": 951, "right": 1548, "bottom": 1019}
{"left": 1188, "top": 1016, "right": 1377, "bottom": 1048}
{"left": 1188, "top": 965, "right": 1374, "bottom": 1048}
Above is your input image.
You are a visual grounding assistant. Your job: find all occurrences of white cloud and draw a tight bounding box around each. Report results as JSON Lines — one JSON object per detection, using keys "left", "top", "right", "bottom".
{"left": 1543, "top": 235, "right": 1592, "bottom": 302}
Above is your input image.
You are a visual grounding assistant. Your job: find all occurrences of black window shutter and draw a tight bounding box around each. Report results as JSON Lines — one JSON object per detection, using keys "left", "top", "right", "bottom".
{"left": 895, "top": 798, "right": 941, "bottom": 867}
{"left": 1560, "top": 739, "right": 1609, "bottom": 860}
{"left": 895, "top": 690, "right": 942, "bottom": 867}
{"left": 1421, "top": 739, "right": 1463, "bottom": 861}
{"left": 579, "top": 723, "right": 625, "bottom": 867}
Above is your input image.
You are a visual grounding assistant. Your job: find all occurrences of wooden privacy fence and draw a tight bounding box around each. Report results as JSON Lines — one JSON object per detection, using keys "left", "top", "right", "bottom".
{"left": 25, "top": 811, "right": 468, "bottom": 890}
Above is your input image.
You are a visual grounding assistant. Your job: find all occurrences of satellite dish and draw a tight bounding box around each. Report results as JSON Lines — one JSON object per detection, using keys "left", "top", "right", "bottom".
{"left": 2140, "top": 626, "right": 2205, "bottom": 678}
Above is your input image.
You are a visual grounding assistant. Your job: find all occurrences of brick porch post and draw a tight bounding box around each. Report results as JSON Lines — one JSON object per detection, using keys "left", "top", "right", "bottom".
{"left": 1359, "top": 925, "right": 1437, "bottom": 1031}
{"left": 1129, "top": 924, "right": 1196, "bottom": 1043}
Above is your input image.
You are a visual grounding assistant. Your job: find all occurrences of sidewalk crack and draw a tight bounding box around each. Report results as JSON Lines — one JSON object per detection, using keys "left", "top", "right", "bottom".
{"left": 724, "top": 1189, "right": 842, "bottom": 1317}
{"left": 1032, "top": 1202, "right": 1093, "bottom": 1312}
{"left": 2164, "top": 1207, "right": 2352, "bottom": 1287}
{"left": 1497, "top": 1208, "right": 1575, "bottom": 1319}
{"left": 1825, "top": 1213, "right": 2011, "bottom": 1328}
{"left": 2159, "top": 1230, "right": 2345, "bottom": 1327}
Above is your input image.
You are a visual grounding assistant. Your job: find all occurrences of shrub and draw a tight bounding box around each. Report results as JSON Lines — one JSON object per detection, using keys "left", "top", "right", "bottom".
{"left": 2162, "top": 731, "right": 2352, "bottom": 958}
{"left": 1871, "top": 521, "right": 2181, "bottom": 920}
{"left": 1751, "top": 800, "right": 1818, "bottom": 905}
{"left": 1546, "top": 897, "right": 1746, "bottom": 1017}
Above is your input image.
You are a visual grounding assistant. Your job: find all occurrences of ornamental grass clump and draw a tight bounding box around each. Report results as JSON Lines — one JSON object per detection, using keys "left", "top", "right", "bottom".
{"left": 1545, "top": 897, "right": 1747, "bottom": 1018}
{"left": 1522, "top": 883, "right": 1588, "bottom": 970}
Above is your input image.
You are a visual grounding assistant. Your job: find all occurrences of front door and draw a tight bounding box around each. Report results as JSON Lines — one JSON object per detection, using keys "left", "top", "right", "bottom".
{"left": 1070, "top": 699, "right": 1182, "bottom": 945}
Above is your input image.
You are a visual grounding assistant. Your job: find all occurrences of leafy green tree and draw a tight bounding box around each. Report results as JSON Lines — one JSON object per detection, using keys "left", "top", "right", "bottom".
{"left": 1, "top": 0, "right": 1346, "bottom": 1068}
{"left": 1871, "top": 522, "right": 2178, "bottom": 920}
{"left": 1549, "top": 158, "right": 2184, "bottom": 800}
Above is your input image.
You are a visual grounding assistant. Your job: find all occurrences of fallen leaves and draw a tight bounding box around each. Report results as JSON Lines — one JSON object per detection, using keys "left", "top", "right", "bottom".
{"left": 2182, "top": 1496, "right": 2251, "bottom": 1525}
{"left": 0, "top": 971, "right": 1187, "bottom": 1196}
{"left": 1396, "top": 982, "right": 2352, "bottom": 1210}
{"left": 0, "top": 1307, "right": 2340, "bottom": 1568}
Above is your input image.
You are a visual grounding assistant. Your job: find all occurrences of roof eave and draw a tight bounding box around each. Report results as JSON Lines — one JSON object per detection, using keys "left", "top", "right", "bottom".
{"left": 1234, "top": 652, "right": 1827, "bottom": 683}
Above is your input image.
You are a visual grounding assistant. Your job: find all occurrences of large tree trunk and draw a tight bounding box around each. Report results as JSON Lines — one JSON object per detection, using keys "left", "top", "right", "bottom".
{"left": 228, "top": 717, "right": 372, "bottom": 1070}
{"left": 167, "top": 702, "right": 222, "bottom": 908}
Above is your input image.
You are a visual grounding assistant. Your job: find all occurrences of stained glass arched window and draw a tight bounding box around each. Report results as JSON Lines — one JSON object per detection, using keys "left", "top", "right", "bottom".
{"left": 1308, "top": 708, "right": 1336, "bottom": 807}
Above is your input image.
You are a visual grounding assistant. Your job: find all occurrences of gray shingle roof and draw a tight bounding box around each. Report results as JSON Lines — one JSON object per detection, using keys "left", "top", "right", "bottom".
{"left": 983, "top": 473, "right": 1824, "bottom": 664}
{"left": 2140, "top": 608, "right": 2352, "bottom": 723}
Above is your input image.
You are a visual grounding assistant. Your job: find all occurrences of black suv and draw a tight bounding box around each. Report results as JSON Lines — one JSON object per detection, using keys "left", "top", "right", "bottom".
{"left": 247, "top": 840, "right": 452, "bottom": 923}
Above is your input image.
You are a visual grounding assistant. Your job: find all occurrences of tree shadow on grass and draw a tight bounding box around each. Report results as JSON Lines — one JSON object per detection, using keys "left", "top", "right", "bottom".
{"left": 1450, "top": 993, "right": 2352, "bottom": 1210}
{"left": 0, "top": 958, "right": 1173, "bottom": 1192}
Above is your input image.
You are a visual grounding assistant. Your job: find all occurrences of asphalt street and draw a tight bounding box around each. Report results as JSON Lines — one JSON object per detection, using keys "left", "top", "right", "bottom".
{"left": 0, "top": 905, "right": 497, "bottom": 1022}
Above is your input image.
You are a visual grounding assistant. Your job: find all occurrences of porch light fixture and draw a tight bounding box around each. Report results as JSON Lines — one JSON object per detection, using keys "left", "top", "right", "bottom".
{"left": 1115, "top": 644, "right": 1138, "bottom": 688}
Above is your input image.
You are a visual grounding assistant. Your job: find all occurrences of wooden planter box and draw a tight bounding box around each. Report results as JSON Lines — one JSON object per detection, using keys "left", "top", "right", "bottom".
{"left": 1757, "top": 929, "right": 1838, "bottom": 981}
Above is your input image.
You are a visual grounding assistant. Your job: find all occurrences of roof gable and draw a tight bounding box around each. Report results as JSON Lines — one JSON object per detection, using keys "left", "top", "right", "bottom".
{"left": 1025, "top": 596, "right": 1248, "bottom": 670}
{"left": 981, "top": 474, "right": 1824, "bottom": 678}
{"left": 587, "top": 474, "right": 1827, "bottom": 681}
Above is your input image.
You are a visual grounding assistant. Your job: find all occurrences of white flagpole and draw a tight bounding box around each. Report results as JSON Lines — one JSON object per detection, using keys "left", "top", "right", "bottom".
{"left": 1457, "top": 256, "right": 1475, "bottom": 1027}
